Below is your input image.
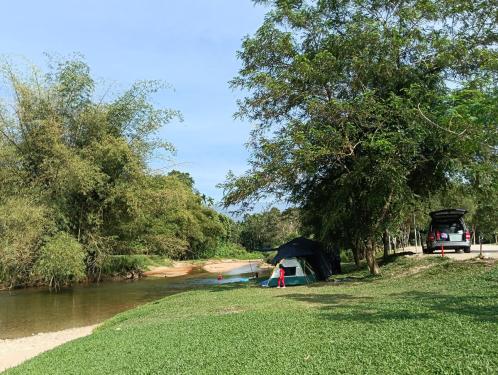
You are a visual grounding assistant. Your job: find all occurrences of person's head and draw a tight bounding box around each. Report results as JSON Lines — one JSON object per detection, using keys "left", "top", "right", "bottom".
{"left": 279, "top": 264, "right": 283, "bottom": 269}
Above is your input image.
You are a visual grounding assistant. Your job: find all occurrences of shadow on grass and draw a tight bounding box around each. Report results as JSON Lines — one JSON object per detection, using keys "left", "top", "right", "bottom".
{"left": 378, "top": 252, "right": 416, "bottom": 267}
{"left": 280, "top": 293, "right": 372, "bottom": 305}
{"left": 278, "top": 290, "right": 497, "bottom": 323}
{"left": 278, "top": 292, "right": 430, "bottom": 322}
{"left": 327, "top": 275, "right": 380, "bottom": 284}
{"left": 207, "top": 279, "right": 260, "bottom": 293}
{"left": 389, "top": 291, "right": 498, "bottom": 324}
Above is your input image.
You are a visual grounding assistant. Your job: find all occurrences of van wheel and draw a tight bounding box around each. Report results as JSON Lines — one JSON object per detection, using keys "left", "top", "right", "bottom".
{"left": 463, "top": 247, "right": 471, "bottom": 253}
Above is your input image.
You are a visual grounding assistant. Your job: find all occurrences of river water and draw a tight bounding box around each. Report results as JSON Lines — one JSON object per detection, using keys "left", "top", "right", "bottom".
{"left": 0, "top": 264, "right": 267, "bottom": 339}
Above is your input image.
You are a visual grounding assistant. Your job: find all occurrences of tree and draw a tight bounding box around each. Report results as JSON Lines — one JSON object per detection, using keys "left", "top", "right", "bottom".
{"left": 0, "top": 56, "right": 233, "bottom": 287}
{"left": 239, "top": 207, "right": 301, "bottom": 250}
{"left": 222, "top": 0, "right": 497, "bottom": 274}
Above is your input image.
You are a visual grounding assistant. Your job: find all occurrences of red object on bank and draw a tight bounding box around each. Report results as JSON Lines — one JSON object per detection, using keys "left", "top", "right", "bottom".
{"left": 217, "top": 273, "right": 223, "bottom": 281}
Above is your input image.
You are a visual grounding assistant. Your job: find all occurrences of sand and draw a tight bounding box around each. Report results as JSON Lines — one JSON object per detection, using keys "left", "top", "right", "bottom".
{"left": 143, "top": 261, "right": 194, "bottom": 277}
{"left": 0, "top": 325, "right": 97, "bottom": 372}
{"left": 202, "top": 260, "right": 269, "bottom": 273}
{"left": 144, "top": 259, "right": 270, "bottom": 278}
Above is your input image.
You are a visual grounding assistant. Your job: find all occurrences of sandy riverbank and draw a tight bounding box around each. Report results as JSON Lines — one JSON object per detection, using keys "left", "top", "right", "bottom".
{"left": 0, "top": 325, "right": 97, "bottom": 373}
{"left": 143, "top": 259, "right": 270, "bottom": 278}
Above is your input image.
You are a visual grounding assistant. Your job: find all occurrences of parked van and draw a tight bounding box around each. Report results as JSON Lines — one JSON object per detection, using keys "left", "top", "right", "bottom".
{"left": 424, "top": 209, "right": 471, "bottom": 254}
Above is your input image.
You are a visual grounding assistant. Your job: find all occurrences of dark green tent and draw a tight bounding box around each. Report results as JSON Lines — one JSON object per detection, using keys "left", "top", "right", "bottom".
{"left": 271, "top": 237, "right": 333, "bottom": 281}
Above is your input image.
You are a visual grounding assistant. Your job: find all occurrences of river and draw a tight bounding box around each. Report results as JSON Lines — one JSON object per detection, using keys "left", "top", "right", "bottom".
{"left": 0, "top": 263, "right": 268, "bottom": 339}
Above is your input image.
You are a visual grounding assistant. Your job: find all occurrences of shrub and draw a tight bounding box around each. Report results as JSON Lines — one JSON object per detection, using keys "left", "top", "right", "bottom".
{"left": 199, "top": 242, "right": 264, "bottom": 260}
{"left": 145, "top": 235, "right": 190, "bottom": 259}
{"left": 0, "top": 197, "right": 52, "bottom": 288}
{"left": 101, "top": 255, "right": 149, "bottom": 277}
{"left": 33, "top": 233, "right": 86, "bottom": 290}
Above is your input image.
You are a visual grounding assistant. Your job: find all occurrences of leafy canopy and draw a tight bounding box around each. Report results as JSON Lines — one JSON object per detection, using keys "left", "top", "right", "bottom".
{"left": 222, "top": 0, "right": 497, "bottom": 274}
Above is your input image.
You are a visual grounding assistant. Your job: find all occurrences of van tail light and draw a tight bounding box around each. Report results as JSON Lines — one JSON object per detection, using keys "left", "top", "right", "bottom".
{"left": 428, "top": 232, "right": 435, "bottom": 242}
{"left": 465, "top": 231, "right": 471, "bottom": 241}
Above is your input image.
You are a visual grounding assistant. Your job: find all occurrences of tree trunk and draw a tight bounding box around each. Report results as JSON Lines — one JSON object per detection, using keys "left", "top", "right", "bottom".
{"left": 366, "top": 239, "right": 380, "bottom": 275}
{"left": 352, "top": 246, "right": 360, "bottom": 268}
{"left": 351, "top": 238, "right": 361, "bottom": 268}
{"left": 383, "top": 230, "right": 390, "bottom": 260}
{"left": 324, "top": 242, "right": 342, "bottom": 275}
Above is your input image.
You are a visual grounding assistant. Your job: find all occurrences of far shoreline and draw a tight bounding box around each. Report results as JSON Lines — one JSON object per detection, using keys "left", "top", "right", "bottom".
{"left": 0, "top": 258, "right": 270, "bottom": 292}
{"left": 143, "top": 258, "right": 270, "bottom": 278}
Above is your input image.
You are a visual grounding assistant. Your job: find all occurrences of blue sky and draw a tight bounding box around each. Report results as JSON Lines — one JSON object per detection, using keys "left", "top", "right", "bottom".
{"left": 0, "top": 0, "right": 268, "bottom": 205}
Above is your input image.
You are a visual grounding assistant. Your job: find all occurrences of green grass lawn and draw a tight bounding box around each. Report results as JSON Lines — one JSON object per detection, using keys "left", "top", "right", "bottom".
{"left": 7, "top": 256, "right": 498, "bottom": 375}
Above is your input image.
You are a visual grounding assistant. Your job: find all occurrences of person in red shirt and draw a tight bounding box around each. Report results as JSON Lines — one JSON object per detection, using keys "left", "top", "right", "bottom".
{"left": 277, "top": 264, "right": 286, "bottom": 288}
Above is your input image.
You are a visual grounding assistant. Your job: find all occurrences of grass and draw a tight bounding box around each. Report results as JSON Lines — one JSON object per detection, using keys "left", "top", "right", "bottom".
{"left": 7, "top": 256, "right": 498, "bottom": 375}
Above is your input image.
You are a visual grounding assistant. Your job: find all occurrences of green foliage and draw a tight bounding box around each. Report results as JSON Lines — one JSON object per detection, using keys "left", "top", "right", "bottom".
{"left": 8, "top": 258, "right": 498, "bottom": 374}
{"left": 223, "top": 0, "right": 497, "bottom": 274}
{"left": 198, "top": 242, "right": 264, "bottom": 260}
{"left": 0, "top": 197, "right": 53, "bottom": 288}
{"left": 0, "top": 56, "right": 235, "bottom": 288}
{"left": 33, "top": 233, "right": 85, "bottom": 290}
{"left": 238, "top": 207, "right": 301, "bottom": 250}
{"left": 100, "top": 255, "right": 149, "bottom": 277}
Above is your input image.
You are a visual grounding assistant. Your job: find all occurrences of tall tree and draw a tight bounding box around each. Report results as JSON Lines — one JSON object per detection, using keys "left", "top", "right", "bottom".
{"left": 222, "top": 0, "right": 497, "bottom": 274}
{"left": 0, "top": 57, "right": 231, "bottom": 287}
{"left": 239, "top": 207, "right": 301, "bottom": 250}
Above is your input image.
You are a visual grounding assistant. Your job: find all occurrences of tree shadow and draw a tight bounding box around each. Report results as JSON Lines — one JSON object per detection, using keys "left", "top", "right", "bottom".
{"left": 279, "top": 292, "right": 369, "bottom": 304}
{"left": 278, "top": 290, "right": 497, "bottom": 323}
{"left": 328, "top": 275, "right": 380, "bottom": 284}
{"left": 207, "top": 279, "right": 259, "bottom": 293}
{"left": 279, "top": 292, "right": 430, "bottom": 322}
{"left": 379, "top": 252, "right": 416, "bottom": 266}
{"left": 389, "top": 291, "right": 498, "bottom": 324}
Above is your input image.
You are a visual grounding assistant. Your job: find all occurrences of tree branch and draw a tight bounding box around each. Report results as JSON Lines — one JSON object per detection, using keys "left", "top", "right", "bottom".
{"left": 417, "top": 103, "right": 467, "bottom": 137}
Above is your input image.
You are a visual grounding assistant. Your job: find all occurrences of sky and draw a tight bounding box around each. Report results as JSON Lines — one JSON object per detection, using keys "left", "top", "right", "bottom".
{"left": 0, "top": 0, "right": 268, "bottom": 206}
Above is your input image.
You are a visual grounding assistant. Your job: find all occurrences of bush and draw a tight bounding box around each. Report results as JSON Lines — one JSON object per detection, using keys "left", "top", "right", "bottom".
{"left": 0, "top": 197, "right": 52, "bottom": 288}
{"left": 33, "top": 232, "right": 86, "bottom": 290}
{"left": 145, "top": 235, "right": 190, "bottom": 259}
{"left": 199, "top": 242, "right": 264, "bottom": 260}
{"left": 101, "top": 255, "right": 149, "bottom": 277}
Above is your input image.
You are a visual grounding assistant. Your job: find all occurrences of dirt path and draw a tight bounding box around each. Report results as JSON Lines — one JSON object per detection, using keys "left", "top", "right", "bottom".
{"left": 0, "top": 325, "right": 97, "bottom": 372}
{"left": 402, "top": 244, "right": 498, "bottom": 260}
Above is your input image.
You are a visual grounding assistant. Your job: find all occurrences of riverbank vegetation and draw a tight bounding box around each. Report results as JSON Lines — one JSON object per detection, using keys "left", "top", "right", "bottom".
{"left": 0, "top": 58, "right": 251, "bottom": 289}
{"left": 7, "top": 256, "right": 498, "bottom": 374}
